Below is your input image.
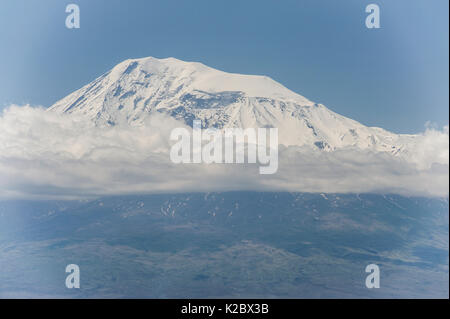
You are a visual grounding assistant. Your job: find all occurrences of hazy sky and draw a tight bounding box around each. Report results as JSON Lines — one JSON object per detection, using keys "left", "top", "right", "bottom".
{"left": 0, "top": 0, "right": 448, "bottom": 133}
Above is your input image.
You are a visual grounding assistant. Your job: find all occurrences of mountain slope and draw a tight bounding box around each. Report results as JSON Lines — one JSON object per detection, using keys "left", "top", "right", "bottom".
{"left": 48, "top": 56, "right": 415, "bottom": 152}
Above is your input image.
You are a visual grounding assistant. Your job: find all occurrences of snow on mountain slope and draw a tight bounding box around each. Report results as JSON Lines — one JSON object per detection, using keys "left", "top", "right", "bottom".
{"left": 48, "top": 56, "right": 416, "bottom": 153}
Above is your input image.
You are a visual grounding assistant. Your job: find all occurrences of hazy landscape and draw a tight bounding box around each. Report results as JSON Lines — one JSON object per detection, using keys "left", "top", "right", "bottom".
{"left": 0, "top": 192, "right": 447, "bottom": 298}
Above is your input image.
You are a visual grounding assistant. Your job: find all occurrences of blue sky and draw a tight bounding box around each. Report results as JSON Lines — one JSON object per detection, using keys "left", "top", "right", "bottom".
{"left": 0, "top": 0, "right": 448, "bottom": 133}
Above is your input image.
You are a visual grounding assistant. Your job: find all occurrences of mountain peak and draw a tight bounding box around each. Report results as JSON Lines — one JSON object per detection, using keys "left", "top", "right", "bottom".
{"left": 47, "top": 56, "right": 413, "bottom": 153}
{"left": 105, "top": 56, "right": 311, "bottom": 103}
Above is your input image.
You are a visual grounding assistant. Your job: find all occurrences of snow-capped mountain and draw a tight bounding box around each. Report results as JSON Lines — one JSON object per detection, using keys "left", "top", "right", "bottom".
{"left": 48, "top": 56, "right": 415, "bottom": 152}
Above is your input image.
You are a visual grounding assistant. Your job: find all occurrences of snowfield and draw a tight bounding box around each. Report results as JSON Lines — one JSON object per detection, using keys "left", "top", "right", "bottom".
{"left": 49, "top": 56, "right": 419, "bottom": 155}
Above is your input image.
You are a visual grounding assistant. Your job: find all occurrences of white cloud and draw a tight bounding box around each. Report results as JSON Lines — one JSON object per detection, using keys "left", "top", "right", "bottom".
{"left": 0, "top": 105, "right": 448, "bottom": 199}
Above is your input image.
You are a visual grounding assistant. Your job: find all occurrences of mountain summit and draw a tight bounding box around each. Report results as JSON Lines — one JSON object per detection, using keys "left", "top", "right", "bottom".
{"left": 48, "top": 56, "right": 414, "bottom": 152}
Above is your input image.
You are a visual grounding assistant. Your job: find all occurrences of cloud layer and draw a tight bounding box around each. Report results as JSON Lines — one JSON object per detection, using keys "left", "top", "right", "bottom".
{"left": 0, "top": 105, "right": 448, "bottom": 199}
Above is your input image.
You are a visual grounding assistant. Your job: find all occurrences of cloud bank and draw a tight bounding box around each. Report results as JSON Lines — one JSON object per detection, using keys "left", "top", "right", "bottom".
{"left": 0, "top": 105, "right": 448, "bottom": 199}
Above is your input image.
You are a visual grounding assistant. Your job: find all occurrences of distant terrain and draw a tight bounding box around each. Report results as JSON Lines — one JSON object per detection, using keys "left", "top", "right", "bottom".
{"left": 0, "top": 192, "right": 448, "bottom": 298}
